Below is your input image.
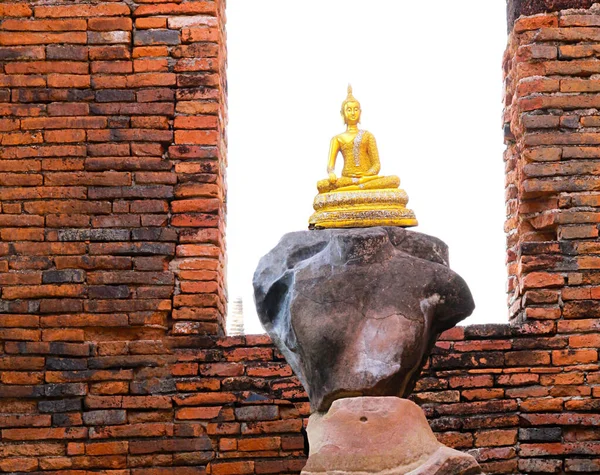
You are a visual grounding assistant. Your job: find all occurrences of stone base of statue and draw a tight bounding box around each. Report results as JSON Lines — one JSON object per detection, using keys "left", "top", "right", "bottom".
{"left": 309, "top": 189, "right": 417, "bottom": 229}
{"left": 302, "top": 397, "right": 483, "bottom": 475}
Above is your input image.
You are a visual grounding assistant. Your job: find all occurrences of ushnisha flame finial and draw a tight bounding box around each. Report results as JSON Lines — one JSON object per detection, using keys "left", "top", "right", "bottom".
{"left": 341, "top": 84, "right": 359, "bottom": 119}
{"left": 346, "top": 84, "right": 357, "bottom": 103}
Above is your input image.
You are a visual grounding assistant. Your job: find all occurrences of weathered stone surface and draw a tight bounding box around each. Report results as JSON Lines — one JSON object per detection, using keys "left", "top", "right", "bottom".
{"left": 253, "top": 227, "right": 474, "bottom": 411}
{"left": 302, "top": 397, "right": 482, "bottom": 475}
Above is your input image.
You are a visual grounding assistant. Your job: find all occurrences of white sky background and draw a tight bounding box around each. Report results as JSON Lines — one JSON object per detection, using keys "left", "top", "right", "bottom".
{"left": 226, "top": 1, "right": 508, "bottom": 334}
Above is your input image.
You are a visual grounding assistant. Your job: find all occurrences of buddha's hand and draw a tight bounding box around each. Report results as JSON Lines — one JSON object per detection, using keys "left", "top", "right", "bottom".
{"left": 328, "top": 172, "right": 337, "bottom": 184}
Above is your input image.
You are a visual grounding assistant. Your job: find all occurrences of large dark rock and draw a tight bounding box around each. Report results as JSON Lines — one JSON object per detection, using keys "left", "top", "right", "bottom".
{"left": 253, "top": 227, "right": 475, "bottom": 412}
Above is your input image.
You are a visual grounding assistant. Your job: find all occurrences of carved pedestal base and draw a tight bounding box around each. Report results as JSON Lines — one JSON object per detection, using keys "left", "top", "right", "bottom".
{"left": 309, "top": 189, "right": 417, "bottom": 229}
{"left": 302, "top": 397, "right": 483, "bottom": 475}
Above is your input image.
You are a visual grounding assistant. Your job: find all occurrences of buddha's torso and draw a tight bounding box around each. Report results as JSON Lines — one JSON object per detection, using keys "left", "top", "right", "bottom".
{"left": 337, "top": 129, "right": 374, "bottom": 178}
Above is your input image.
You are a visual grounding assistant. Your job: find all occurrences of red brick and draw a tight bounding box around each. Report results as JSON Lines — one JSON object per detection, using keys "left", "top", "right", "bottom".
{"left": 88, "top": 18, "right": 133, "bottom": 31}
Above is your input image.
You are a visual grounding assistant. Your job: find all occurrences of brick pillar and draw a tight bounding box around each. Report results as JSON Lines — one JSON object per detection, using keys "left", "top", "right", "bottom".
{"left": 0, "top": 0, "right": 228, "bottom": 342}
{"left": 168, "top": 1, "right": 228, "bottom": 338}
{"left": 0, "top": 2, "right": 231, "bottom": 472}
{"left": 504, "top": 1, "right": 600, "bottom": 330}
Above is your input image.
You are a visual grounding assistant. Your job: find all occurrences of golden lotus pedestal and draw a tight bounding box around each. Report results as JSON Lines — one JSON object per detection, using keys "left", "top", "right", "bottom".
{"left": 309, "top": 189, "right": 418, "bottom": 229}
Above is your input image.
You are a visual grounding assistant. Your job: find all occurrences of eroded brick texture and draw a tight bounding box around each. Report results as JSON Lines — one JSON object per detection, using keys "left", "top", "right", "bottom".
{"left": 507, "top": 0, "right": 598, "bottom": 29}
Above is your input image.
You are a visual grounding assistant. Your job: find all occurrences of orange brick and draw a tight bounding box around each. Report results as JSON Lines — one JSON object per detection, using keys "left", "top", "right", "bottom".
{"left": 47, "top": 74, "right": 90, "bottom": 88}
{"left": 43, "top": 130, "right": 86, "bottom": 143}
{"left": 0, "top": 3, "right": 32, "bottom": 17}
{"left": 174, "top": 116, "right": 218, "bottom": 129}
{"left": 133, "top": 58, "right": 169, "bottom": 72}
{"left": 3, "top": 284, "right": 85, "bottom": 300}
{"left": 475, "top": 429, "right": 518, "bottom": 447}
{"left": 6, "top": 61, "right": 88, "bottom": 75}
{"left": 35, "top": 4, "right": 130, "bottom": 18}
{"left": 0, "top": 228, "right": 44, "bottom": 241}
{"left": 176, "top": 406, "right": 222, "bottom": 420}
{"left": 126, "top": 72, "right": 175, "bottom": 87}
{"left": 210, "top": 461, "right": 254, "bottom": 475}
{"left": 130, "top": 116, "right": 169, "bottom": 129}
{"left": 552, "top": 349, "right": 598, "bottom": 365}
{"left": 514, "top": 14, "right": 558, "bottom": 32}
{"left": 134, "top": 2, "right": 217, "bottom": 16}
{"left": 1, "top": 372, "right": 44, "bottom": 385}
{"left": 182, "top": 27, "right": 220, "bottom": 43}
{"left": 570, "top": 334, "right": 600, "bottom": 348}
{"left": 2, "top": 19, "right": 87, "bottom": 31}
{"left": 136, "top": 18, "right": 167, "bottom": 29}
{"left": 1, "top": 132, "right": 43, "bottom": 146}
{"left": 85, "top": 441, "right": 128, "bottom": 456}
{"left": 175, "top": 130, "right": 218, "bottom": 145}
{"left": 0, "top": 32, "right": 87, "bottom": 45}
{"left": 238, "top": 437, "right": 280, "bottom": 452}
{"left": 2, "top": 427, "right": 88, "bottom": 441}
{"left": 0, "top": 458, "right": 38, "bottom": 473}
{"left": 522, "top": 272, "right": 564, "bottom": 290}
{"left": 132, "top": 46, "right": 169, "bottom": 58}
{"left": 41, "top": 329, "right": 85, "bottom": 342}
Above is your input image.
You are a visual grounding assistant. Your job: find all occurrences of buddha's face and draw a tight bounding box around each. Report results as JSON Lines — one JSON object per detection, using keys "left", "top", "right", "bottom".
{"left": 343, "top": 101, "right": 361, "bottom": 125}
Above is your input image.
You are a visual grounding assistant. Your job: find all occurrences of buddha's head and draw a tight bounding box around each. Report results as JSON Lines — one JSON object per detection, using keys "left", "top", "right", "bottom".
{"left": 341, "top": 85, "right": 361, "bottom": 125}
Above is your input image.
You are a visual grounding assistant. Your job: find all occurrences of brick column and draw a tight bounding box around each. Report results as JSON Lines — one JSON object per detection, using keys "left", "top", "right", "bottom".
{"left": 504, "top": 4, "right": 600, "bottom": 326}
{"left": 167, "top": 2, "right": 228, "bottom": 338}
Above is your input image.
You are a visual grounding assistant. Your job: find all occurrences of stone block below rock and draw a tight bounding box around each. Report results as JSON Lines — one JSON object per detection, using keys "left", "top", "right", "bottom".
{"left": 302, "top": 397, "right": 483, "bottom": 475}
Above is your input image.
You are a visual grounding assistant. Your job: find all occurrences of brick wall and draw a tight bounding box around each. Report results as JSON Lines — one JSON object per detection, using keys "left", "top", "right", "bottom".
{"left": 3, "top": 1, "right": 600, "bottom": 474}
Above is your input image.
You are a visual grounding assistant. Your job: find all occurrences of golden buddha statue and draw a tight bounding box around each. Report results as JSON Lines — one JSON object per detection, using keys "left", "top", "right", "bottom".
{"left": 309, "top": 86, "right": 418, "bottom": 229}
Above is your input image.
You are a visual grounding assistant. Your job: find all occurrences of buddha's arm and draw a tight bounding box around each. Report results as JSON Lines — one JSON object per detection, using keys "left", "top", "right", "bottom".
{"left": 366, "top": 133, "right": 381, "bottom": 175}
{"left": 327, "top": 137, "right": 340, "bottom": 175}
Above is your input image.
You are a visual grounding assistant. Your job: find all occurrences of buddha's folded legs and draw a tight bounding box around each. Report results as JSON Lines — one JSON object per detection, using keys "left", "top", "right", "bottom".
{"left": 317, "top": 177, "right": 356, "bottom": 193}
{"left": 317, "top": 175, "right": 400, "bottom": 193}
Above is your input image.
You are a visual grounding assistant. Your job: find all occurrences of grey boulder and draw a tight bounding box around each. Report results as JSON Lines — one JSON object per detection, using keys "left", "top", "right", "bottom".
{"left": 253, "top": 227, "right": 474, "bottom": 412}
